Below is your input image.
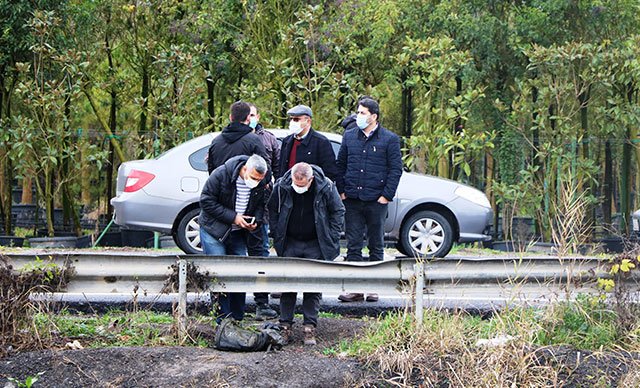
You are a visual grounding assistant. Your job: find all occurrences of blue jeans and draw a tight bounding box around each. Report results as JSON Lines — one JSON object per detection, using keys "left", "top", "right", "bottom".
{"left": 200, "top": 228, "right": 247, "bottom": 321}
{"left": 344, "top": 198, "right": 387, "bottom": 261}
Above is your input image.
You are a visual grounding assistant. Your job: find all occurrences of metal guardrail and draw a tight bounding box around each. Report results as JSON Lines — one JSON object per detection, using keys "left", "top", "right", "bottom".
{"left": 6, "top": 252, "right": 640, "bottom": 330}
{"left": 5, "top": 252, "right": 635, "bottom": 297}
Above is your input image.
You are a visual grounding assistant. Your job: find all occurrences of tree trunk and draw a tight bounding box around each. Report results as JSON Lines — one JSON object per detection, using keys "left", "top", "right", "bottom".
{"left": 452, "top": 76, "right": 463, "bottom": 180}
{"left": 399, "top": 70, "right": 413, "bottom": 138}
{"left": 206, "top": 62, "right": 216, "bottom": 128}
{"left": 620, "top": 84, "right": 634, "bottom": 236}
{"left": 578, "top": 87, "right": 594, "bottom": 239}
{"left": 603, "top": 138, "right": 612, "bottom": 230}
{"left": 44, "top": 170, "right": 54, "bottom": 237}
{"left": 106, "top": 29, "right": 118, "bottom": 217}
{"left": 139, "top": 65, "right": 149, "bottom": 136}
{"left": 0, "top": 73, "right": 13, "bottom": 234}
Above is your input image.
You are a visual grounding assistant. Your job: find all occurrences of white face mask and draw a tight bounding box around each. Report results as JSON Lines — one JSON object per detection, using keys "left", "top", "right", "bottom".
{"left": 244, "top": 174, "right": 260, "bottom": 189}
{"left": 356, "top": 114, "right": 369, "bottom": 130}
{"left": 292, "top": 184, "right": 309, "bottom": 194}
{"left": 289, "top": 120, "right": 303, "bottom": 135}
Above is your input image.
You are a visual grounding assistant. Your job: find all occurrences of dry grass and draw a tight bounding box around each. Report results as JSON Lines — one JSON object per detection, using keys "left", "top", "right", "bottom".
{"left": 0, "top": 255, "right": 73, "bottom": 356}
{"left": 343, "top": 303, "right": 639, "bottom": 387}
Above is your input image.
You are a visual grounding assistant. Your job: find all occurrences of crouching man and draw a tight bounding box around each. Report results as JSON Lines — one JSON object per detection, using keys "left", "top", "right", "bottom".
{"left": 200, "top": 154, "right": 269, "bottom": 322}
{"left": 268, "top": 162, "right": 345, "bottom": 345}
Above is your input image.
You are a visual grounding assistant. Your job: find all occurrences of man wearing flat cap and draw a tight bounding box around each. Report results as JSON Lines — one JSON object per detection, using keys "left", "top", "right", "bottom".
{"left": 277, "top": 104, "right": 338, "bottom": 181}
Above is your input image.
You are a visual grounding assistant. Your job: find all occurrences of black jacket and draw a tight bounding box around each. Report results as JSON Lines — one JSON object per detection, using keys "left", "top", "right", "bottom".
{"left": 268, "top": 165, "right": 345, "bottom": 261}
{"left": 277, "top": 128, "right": 338, "bottom": 181}
{"left": 340, "top": 114, "right": 358, "bottom": 132}
{"left": 200, "top": 155, "right": 269, "bottom": 242}
{"left": 207, "top": 122, "right": 267, "bottom": 174}
{"left": 254, "top": 124, "right": 281, "bottom": 178}
{"left": 336, "top": 125, "right": 403, "bottom": 202}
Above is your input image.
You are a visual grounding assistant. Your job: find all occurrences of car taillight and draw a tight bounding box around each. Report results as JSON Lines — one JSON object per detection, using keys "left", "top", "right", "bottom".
{"left": 124, "top": 170, "right": 156, "bottom": 192}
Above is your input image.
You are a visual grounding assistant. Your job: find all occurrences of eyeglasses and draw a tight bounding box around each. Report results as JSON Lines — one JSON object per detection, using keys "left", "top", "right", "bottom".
{"left": 290, "top": 117, "right": 304, "bottom": 122}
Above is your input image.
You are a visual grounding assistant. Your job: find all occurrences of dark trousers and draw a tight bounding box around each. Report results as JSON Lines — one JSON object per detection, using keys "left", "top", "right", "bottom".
{"left": 344, "top": 198, "right": 387, "bottom": 261}
{"left": 251, "top": 224, "right": 270, "bottom": 306}
{"left": 279, "top": 237, "right": 322, "bottom": 327}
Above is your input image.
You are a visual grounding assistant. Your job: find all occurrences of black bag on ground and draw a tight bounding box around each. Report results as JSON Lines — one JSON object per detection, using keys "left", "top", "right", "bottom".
{"left": 214, "top": 318, "right": 285, "bottom": 351}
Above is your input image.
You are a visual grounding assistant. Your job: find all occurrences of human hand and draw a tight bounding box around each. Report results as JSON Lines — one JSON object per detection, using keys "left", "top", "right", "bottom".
{"left": 340, "top": 193, "right": 346, "bottom": 200}
{"left": 234, "top": 214, "right": 252, "bottom": 229}
{"left": 377, "top": 196, "right": 389, "bottom": 204}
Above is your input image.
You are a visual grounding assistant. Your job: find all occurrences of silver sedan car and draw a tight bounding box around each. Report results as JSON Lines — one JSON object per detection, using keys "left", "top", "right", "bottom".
{"left": 111, "top": 130, "right": 493, "bottom": 257}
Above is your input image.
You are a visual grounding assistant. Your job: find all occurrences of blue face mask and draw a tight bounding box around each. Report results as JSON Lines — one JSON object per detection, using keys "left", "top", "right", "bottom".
{"left": 249, "top": 117, "right": 259, "bottom": 129}
{"left": 356, "top": 114, "right": 369, "bottom": 130}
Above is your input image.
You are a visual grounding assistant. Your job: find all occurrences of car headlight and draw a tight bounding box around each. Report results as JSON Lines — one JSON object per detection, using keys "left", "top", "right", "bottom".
{"left": 455, "top": 186, "right": 491, "bottom": 208}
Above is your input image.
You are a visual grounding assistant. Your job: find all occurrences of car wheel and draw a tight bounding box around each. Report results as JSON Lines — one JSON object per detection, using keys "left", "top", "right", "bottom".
{"left": 400, "top": 210, "right": 453, "bottom": 258}
{"left": 175, "top": 208, "right": 203, "bottom": 254}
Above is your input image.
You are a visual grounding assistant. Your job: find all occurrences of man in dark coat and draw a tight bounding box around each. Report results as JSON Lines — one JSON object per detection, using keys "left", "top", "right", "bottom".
{"left": 335, "top": 97, "right": 403, "bottom": 302}
{"left": 207, "top": 101, "right": 267, "bottom": 174}
{"left": 277, "top": 104, "right": 338, "bottom": 181}
{"left": 199, "top": 154, "right": 270, "bottom": 322}
{"left": 268, "top": 162, "right": 345, "bottom": 345}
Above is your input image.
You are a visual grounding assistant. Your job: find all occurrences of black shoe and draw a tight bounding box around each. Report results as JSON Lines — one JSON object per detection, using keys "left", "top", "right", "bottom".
{"left": 255, "top": 305, "right": 278, "bottom": 320}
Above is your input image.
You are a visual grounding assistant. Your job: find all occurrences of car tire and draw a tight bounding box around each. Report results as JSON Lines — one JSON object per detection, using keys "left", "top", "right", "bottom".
{"left": 175, "top": 208, "right": 203, "bottom": 254}
{"left": 400, "top": 210, "right": 453, "bottom": 258}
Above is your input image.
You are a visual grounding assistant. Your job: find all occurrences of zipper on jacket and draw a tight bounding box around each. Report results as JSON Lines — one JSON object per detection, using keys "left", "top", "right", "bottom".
{"left": 218, "top": 226, "right": 231, "bottom": 242}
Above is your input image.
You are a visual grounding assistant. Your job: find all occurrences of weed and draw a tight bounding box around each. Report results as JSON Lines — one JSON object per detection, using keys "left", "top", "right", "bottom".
{"left": 534, "top": 295, "right": 618, "bottom": 350}
{"left": 339, "top": 299, "right": 639, "bottom": 387}
{"left": 0, "top": 256, "right": 73, "bottom": 356}
{"left": 7, "top": 371, "right": 45, "bottom": 388}
{"left": 318, "top": 311, "right": 342, "bottom": 319}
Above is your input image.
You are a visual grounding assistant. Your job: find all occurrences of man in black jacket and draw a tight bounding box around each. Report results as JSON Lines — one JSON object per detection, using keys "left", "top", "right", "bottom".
{"left": 268, "top": 162, "right": 345, "bottom": 345}
{"left": 277, "top": 104, "right": 338, "bottom": 181}
{"left": 207, "top": 101, "right": 267, "bottom": 174}
{"left": 200, "top": 154, "right": 269, "bottom": 322}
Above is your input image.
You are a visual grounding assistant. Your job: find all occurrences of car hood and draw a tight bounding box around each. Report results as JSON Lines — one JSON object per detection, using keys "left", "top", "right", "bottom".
{"left": 396, "top": 172, "right": 474, "bottom": 204}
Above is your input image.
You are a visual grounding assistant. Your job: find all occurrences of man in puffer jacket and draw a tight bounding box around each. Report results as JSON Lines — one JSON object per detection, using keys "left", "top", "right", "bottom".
{"left": 335, "top": 97, "right": 403, "bottom": 302}
{"left": 268, "top": 163, "right": 345, "bottom": 345}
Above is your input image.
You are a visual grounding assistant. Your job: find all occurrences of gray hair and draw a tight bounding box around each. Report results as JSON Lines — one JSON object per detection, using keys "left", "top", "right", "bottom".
{"left": 291, "top": 162, "right": 313, "bottom": 180}
{"left": 246, "top": 154, "right": 268, "bottom": 175}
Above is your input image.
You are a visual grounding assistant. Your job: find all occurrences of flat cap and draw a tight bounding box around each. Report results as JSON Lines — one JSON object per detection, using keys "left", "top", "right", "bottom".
{"left": 286, "top": 104, "right": 313, "bottom": 117}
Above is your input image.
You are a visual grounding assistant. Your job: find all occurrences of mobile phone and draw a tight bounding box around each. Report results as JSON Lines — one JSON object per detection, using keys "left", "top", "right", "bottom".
{"left": 243, "top": 216, "right": 255, "bottom": 224}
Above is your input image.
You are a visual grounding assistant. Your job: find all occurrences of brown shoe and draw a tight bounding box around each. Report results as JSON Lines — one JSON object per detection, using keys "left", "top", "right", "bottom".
{"left": 279, "top": 322, "right": 292, "bottom": 345}
{"left": 338, "top": 293, "right": 364, "bottom": 302}
{"left": 303, "top": 324, "right": 316, "bottom": 346}
{"left": 365, "top": 293, "right": 379, "bottom": 302}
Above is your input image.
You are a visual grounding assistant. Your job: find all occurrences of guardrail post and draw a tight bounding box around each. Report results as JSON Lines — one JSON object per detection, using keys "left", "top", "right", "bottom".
{"left": 178, "top": 259, "right": 187, "bottom": 341}
{"left": 414, "top": 261, "right": 424, "bottom": 326}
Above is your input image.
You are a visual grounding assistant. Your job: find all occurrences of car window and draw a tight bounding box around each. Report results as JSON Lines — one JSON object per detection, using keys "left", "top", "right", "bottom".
{"left": 189, "top": 146, "right": 209, "bottom": 172}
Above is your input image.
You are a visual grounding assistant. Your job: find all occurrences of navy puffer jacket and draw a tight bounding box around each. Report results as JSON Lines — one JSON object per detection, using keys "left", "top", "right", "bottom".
{"left": 336, "top": 125, "right": 403, "bottom": 202}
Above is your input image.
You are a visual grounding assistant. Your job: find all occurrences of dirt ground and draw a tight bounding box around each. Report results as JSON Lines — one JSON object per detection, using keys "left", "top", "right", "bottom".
{"left": 2, "top": 316, "right": 640, "bottom": 387}
{"left": 0, "top": 318, "right": 376, "bottom": 387}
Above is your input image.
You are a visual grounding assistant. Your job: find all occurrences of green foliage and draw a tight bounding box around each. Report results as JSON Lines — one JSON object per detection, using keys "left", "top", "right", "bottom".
{"left": 7, "top": 372, "right": 45, "bottom": 388}
{"left": 534, "top": 295, "right": 619, "bottom": 350}
{"left": 2, "top": 0, "right": 640, "bottom": 240}
{"left": 35, "top": 310, "right": 182, "bottom": 347}
{"left": 339, "top": 298, "right": 634, "bottom": 359}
